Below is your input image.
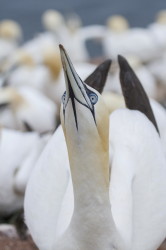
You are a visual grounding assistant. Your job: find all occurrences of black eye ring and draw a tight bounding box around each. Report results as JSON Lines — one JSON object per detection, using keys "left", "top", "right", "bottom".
{"left": 61, "top": 91, "right": 66, "bottom": 104}
{"left": 89, "top": 93, "right": 98, "bottom": 105}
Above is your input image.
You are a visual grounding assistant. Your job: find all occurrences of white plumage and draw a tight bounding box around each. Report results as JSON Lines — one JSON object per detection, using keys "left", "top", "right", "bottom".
{"left": 24, "top": 46, "right": 166, "bottom": 250}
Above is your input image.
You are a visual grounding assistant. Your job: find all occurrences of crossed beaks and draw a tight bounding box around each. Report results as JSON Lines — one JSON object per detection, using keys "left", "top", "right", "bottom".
{"left": 118, "top": 55, "right": 159, "bottom": 135}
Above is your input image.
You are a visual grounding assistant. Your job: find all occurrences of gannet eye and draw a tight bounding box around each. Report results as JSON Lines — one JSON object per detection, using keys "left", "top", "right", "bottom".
{"left": 89, "top": 93, "right": 98, "bottom": 105}
{"left": 62, "top": 91, "right": 66, "bottom": 104}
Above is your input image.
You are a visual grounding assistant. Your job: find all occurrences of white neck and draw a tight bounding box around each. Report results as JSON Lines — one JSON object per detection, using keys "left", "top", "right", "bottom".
{"left": 55, "top": 128, "right": 120, "bottom": 249}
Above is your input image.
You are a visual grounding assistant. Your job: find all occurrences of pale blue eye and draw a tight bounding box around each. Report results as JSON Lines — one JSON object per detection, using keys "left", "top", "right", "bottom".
{"left": 62, "top": 92, "right": 66, "bottom": 104}
{"left": 89, "top": 93, "right": 98, "bottom": 104}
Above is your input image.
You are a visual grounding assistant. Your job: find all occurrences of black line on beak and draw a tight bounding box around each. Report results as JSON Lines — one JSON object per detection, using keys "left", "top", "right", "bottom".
{"left": 60, "top": 45, "right": 97, "bottom": 128}
{"left": 65, "top": 74, "right": 78, "bottom": 130}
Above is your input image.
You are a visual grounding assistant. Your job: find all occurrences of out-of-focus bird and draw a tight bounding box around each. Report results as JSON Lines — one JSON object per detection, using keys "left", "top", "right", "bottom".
{"left": 0, "top": 128, "right": 39, "bottom": 216}
{"left": 103, "top": 15, "right": 159, "bottom": 62}
{"left": 0, "top": 86, "right": 58, "bottom": 133}
{"left": 0, "top": 20, "right": 22, "bottom": 60}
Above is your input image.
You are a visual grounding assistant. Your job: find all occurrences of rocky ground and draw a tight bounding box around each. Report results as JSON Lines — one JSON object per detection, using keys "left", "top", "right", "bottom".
{"left": 0, "top": 225, "right": 166, "bottom": 250}
{"left": 0, "top": 233, "right": 38, "bottom": 250}
{"left": 158, "top": 240, "right": 166, "bottom": 250}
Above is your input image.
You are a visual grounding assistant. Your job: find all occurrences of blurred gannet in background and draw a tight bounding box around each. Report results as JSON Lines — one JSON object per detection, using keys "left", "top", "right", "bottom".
{"left": 0, "top": 128, "right": 39, "bottom": 216}
{"left": 148, "top": 10, "right": 166, "bottom": 52}
{"left": 103, "top": 15, "right": 160, "bottom": 62}
{"left": 13, "top": 133, "right": 51, "bottom": 194}
{"left": 102, "top": 15, "right": 129, "bottom": 60}
{"left": 8, "top": 46, "right": 63, "bottom": 105}
{"left": 25, "top": 46, "right": 166, "bottom": 250}
{"left": 24, "top": 54, "right": 112, "bottom": 250}
{"left": 0, "top": 20, "right": 22, "bottom": 60}
{"left": 147, "top": 54, "right": 166, "bottom": 103}
{"left": 0, "top": 86, "right": 58, "bottom": 133}
{"left": 42, "top": 10, "right": 69, "bottom": 43}
{"left": 0, "top": 127, "right": 51, "bottom": 241}
{"left": 42, "top": 9, "right": 106, "bottom": 62}
{"left": 42, "top": 9, "right": 85, "bottom": 62}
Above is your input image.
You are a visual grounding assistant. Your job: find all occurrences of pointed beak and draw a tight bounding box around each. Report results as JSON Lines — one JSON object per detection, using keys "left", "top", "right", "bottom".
{"left": 84, "top": 59, "right": 111, "bottom": 94}
{"left": 59, "top": 44, "right": 93, "bottom": 110}
{"left": 118, "top": 54, "right": 160, "bottom": 135}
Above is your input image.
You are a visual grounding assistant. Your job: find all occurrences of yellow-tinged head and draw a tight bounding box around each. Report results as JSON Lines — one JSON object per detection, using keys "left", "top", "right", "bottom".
{"left": 107, "top": 15, "right": 129, "bottom": 32}
{"left": 42, "top": 10, "right": 65, "bottom": 31}
{"left": 59, "top": 44, "right": 110, "bottom": 187}
{"left": 43, "top": 47, "right": 61, "bottom": 79}
{"left": 0, "top": 87, "right": 25, "bottom": 111}
{"left": 156, "top": 10, "right": 166, "bottom": 24}
{"left": 0, "top": 20, "right": 22, "bottom": 41}
{"left": 15, "top": 49, "right": 35, "bottom": 66}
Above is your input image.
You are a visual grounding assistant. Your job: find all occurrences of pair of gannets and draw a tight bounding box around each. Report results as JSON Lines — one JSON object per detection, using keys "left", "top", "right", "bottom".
{"left": 24, "top": 46, "right": 166, "bottom": 250}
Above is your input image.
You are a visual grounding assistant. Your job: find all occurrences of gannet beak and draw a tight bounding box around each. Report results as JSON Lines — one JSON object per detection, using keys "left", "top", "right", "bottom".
{"left": 118, "top": 55, "right": 159, "bottom": 134}
{"left": 59, "top": 44, "right": 93, "bottom": 110}
{"left": 85, "top": 59, "right": 111, "bottom": 94}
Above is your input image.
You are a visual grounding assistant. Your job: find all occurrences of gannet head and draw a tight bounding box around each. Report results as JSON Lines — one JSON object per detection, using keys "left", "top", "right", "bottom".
{"left": 66, "top": 13, "right": 82, "bottom": 34}
{"left": 42, "top": 10, "right": 65, "bottom": 31}
{"left": 14, "top": 49, "right": 35, "bottom": 66}
{"left": 0, "top": 20, "right": 22, "bottom": 41}
{"left": 156, "top": 10, "right": 166, "bottom": 25}
{"left": 59, "top": 44, "right": 109, "bottom": 154}
{"left": 107, "top": 15, "right": 129, "bottom": 32}
{"left": 0, "top": 87, "right": 24, "bottom": 111}
{"left": 43, "top": 46, "right": 61, "bottom": 79}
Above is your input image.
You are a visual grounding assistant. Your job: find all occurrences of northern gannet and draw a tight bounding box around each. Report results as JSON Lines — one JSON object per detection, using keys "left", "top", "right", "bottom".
{"left": 25, "top": 46, "right": 166, "bottom": 250}
{"left": 24, "top": 56, "right": 112, "bottom": 250}
{"left": 0, "top": 86, "right": 58, "bottom": 133}
{"left": 0, "top": 20, "right": 22, "bottom": 60}
{"left": 48, "top": 45, "right": 123, "bottom": 249}
{"left": 148, "top": 10, "right": 166, "bottom": 52}
{"left": 103, "top": 15, "right": 159, "bottom": 62}
{"left": 108, "top": 55, "right": 166, "bottom": 249}
{"left": 103, "top": 56, "right": 166, "bottom": 156}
